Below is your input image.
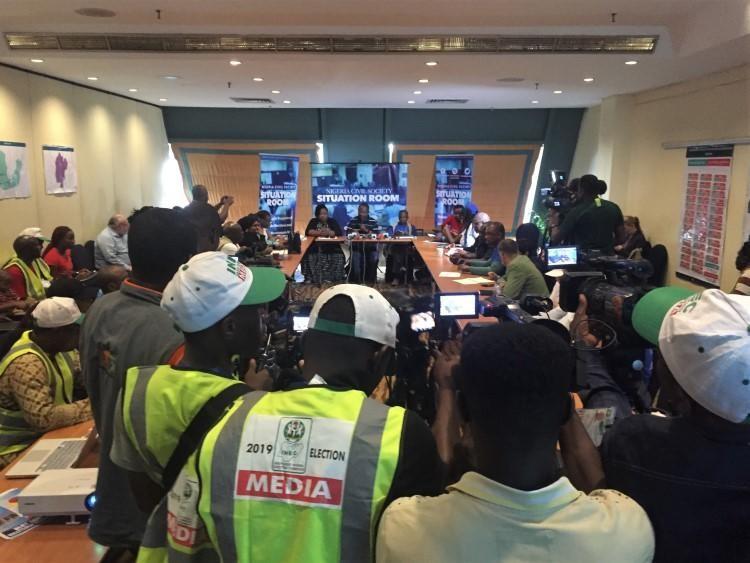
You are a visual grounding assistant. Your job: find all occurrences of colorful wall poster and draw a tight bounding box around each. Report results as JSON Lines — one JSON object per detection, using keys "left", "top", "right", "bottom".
{"left": 42, "top": 145, "right": 77, "bottom": 195}
{"left": 310, "top": 163, "right": 408, "bottom": 230}
{"left": 434, "top": 155, "right": 473, "bottom": 227}
{"left": 0, "top": 141, "right": 30, "bottom": 200}
{"left": 677, "top": 145, "right": 733, "bottom": 287}
{"left": 259, "top": 154, "right": 299, "bottom": 235}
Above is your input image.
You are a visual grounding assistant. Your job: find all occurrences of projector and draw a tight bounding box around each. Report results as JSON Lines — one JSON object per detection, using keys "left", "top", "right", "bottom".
{"left": 17, "top": 468, "right": 97, "bottom": 517}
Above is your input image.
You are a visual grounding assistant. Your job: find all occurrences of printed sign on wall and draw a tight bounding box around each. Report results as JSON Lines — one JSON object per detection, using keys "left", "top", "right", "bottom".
{"left": 0, "top": 141, "right": 30, "bottom": 200}
{"left": 42, "top": 145, "right": 77, "bottom": 195}
{"left": 259, "top": 154, "right": 299, "bottom": 235}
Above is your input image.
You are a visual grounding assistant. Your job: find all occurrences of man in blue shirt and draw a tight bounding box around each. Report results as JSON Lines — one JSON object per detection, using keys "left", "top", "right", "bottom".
{"left": 95, "top": 214, "right": 131, "bottom": 270}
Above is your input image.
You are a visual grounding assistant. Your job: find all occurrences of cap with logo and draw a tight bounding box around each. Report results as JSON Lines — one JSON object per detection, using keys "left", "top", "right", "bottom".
{"left": 18, "top": 227, "right": 49, "bottom": 242}
{"left": 161, "top": 252, "right": 287, "bottom": 333}
{"left": 32, "top": 297, "right": 83, "bottom": 328}
{"left": 633, "top": 287, "right": 750, "bottom": 423}
{"left": 308, "top": 284, "right": 400, "bottom": 349}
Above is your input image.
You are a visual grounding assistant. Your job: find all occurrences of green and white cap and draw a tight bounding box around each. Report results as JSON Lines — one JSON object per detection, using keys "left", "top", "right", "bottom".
{"left": 18, "top": 227, "right": 49, "bottom": 242}
{"left": 308, "top": 284, "right": 400, "bottom": 348}
{"left": 633, "top": 287, "right": 750, "bottom": 423}
{"left": 161, "top": 251, "right": 287, "bottom": 333}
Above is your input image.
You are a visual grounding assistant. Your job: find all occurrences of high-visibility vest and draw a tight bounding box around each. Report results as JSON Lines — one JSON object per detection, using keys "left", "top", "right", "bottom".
{"left": 124, "top": 368, "right": 405, "bottom": 563}
{"left": 0, "top": 331, "right": 76, "bottom": 457}
{"left": 2, "top": 257, "right": 51, "bottom": 300}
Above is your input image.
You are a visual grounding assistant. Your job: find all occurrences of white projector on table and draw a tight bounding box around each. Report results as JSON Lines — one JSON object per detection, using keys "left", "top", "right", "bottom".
{"left": 17, "top": 468, "right": 98, "bottom": 517}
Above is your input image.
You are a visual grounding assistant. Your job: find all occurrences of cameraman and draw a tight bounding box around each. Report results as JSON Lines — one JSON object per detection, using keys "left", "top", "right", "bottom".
{"left": 550, "top": 174, "right": 625, "bottom": 254}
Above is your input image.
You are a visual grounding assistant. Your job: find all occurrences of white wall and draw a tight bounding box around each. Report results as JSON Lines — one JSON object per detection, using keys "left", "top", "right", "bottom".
{"left": 571, "top": 64, "right": 750, "bottom": 292}
{"left": 0, "top": 65, "right": 171, "bottom": 260}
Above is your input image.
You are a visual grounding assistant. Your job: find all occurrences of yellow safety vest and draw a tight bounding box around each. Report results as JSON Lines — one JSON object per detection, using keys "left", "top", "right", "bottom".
{"left": 0, "top": 331, "right": 76, "bottom": 457}
{"left": 2, "top": 257, "right": 51, "bottom": 300}
{"left": 122, "top": 367, "right": 405, "bottom": 563}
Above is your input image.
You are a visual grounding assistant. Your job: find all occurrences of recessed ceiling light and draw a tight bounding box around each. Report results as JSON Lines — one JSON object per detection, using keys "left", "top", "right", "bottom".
{"left": 30, "top": 58, "right": 44, "bottom": 63}
{"left": 625, "top": 60, "right": 638, "bottom": 65}
{"left": 425, "top": 61, "right": 438, "bottom": 67}
{"left": 253, "top": 77, "right": 264, "bottom": 82}
{"left": 418, "top": 79, "right": 429, "bottom": 84}
{"left": 413, "top": 90, "right": 422, "bottom": 95}
{"left": 407, "top": 100, "right": 416, "bottom": 104}
{"left": 282, "top": 100, "right": 291, "bottom": 104}
{"left": 531, "top": 100, "right": 540, "bottom": 104}
{"left": 162, "top": 75, "right": 180, "bottom": 80}
{"left": 128, "top": 88, "right": 138, "bottom": 92}
{"left": 553, "top": 90, "right": 563, "bottom": 94}
{"left": 87, "top": 76, "right": 99, "bottom": 81}
{"left": 159, "top": 98, "right": 168, "bottom": 102}
{"left": 584, "top": 77, "right": 595, "bottom": 82}
{"left": 230, "top": 60, "right": 242, "bottom": 66}
{"left": 271, "top": 90, "right": 281, "bottom": 94}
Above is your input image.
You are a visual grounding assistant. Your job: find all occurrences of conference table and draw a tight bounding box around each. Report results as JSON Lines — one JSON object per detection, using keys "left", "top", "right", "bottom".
{"left": 0, "top": 421, "right": 101, "bottom": 563}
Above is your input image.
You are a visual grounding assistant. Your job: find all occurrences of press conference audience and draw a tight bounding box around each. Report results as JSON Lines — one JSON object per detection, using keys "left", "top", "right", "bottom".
{"left": 614, "top": 216, "right": 648, "bottom": 258}
{"left": 0, "top": 269, "right": 31, "bottom": 317}
{"left": 599, "top": 288, "right": 750, "bottom": 563}
{"left": 0, "top": 297, "right": 91, "bottom": 469}
{"left": 515, "top": 222, "right": 545, "bottom": 273}
{"left": 42, "top": 226, "right": 78, "bottom": 278}
{"left": 303, "top": 204, "right": 346, "bottom": 283}
{"left": 489, "top": 239, "right": 549, "bottom": 301}
{"left": 188, "top": 184, "right": 235, "bottom": 223}
{"left": 441, "top": 204, "right": 465, "bottom": 244}
{"left": 731, "top": 240, "right": 750, "bottom": 295}
{"left": 3, "top": 234, "right": 51, "bottom": 300}
{"left": 218, "top": 222, "right": 244, "bottom": 255}
{"left": 181, "top": 197, "right": 222, "bottom": 253}
{"left": 377, "top": 323, "right": 654, "bottom": 562}
{"left": 80, "top": 207, "right": 197, "bottom": 555}
{"left": 95, "top": 214, "right": 131, "bottom": 270}
{"left": 461, "top": 221, "right": 506, "bottom": 276}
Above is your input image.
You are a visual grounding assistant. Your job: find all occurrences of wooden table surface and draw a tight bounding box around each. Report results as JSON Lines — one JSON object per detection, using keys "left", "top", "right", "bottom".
{"left": 277, "top": 236, "right": 314, "bottom": 277}
{"left": 412, "top": 238, "right": 496, "bottom": 294}
{"left": 0, "top": 421, "right": 102, "bottom": 563}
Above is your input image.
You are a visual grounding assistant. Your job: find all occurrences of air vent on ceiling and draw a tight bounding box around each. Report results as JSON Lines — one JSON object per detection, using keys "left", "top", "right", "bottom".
{"left": 427, "top": 99, "right": 469, "bottom": 105}
{"left": 230, "top": 97, "right": 275, "bottom": 104}
{"left": 4, "top": 33, "right": 659, "bottom": 54}
{"left": 496, "top": 77, "right": 525, "bottom": 83}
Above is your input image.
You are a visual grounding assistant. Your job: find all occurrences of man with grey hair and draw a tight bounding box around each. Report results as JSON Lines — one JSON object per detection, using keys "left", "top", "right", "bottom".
{"left": 95, "top": 214, "right": 131, "bottom": 270}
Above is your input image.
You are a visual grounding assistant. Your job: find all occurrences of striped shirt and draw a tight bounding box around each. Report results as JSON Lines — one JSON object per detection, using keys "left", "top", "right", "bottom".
{"left": 732, "top": 268, "right": 750, "bottom": 296}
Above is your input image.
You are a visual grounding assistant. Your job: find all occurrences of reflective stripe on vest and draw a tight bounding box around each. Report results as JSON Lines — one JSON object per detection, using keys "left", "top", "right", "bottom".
{"left": 197, "top": 387, "right": 406, "bottom": 563}
{"left": 0, "top": 331, "right": 76, "bottom": 456}
{"left": 32, "top": 258, "right": 52, "bottom": 282}
{"left": 3, "top": 257, "right": 46, "bottom": 300}
{"left": 122, "top": 365, "right": 245, "bottom": 485}
{"left": 136, "top": 393, "right": 267, "bottom": 563}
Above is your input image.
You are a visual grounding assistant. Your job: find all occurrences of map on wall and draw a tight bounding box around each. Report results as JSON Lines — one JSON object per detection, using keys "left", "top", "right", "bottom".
{"left": 0, "top": 141, "right": 31, "bottom": 200}
{"left": 42, "top": 145, "right": 78, "bottom": 195}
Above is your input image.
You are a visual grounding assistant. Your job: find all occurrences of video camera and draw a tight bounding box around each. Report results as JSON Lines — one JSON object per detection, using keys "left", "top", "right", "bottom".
{"left": 558, "top": 254, "right": 654, "bottom": 346}
{"left": 540, "top": 170, "right": 574, "bottom": 211}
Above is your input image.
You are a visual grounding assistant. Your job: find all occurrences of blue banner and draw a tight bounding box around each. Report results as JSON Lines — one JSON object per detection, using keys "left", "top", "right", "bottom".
{"left": 310, "top": 163, "right": 408, "bottom": 230}
{"left": 434, "top": 155, "right": 474, "bottom": 227}
{"left": 259, "top": 154, "right": 299, "bottom": 235}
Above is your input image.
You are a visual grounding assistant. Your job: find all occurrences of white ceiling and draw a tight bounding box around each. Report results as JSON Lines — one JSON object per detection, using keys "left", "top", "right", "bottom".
{"left": 0, "top": 0, "right": 748, "bottom": 109}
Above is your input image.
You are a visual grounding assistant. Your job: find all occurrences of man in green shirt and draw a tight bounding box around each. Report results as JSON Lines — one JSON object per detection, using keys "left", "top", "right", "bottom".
{"left": 490, "top": 239, "right": 550, "bottom": 301}
{"left": 551, "top": 175, "right": 625, "bottom": 254}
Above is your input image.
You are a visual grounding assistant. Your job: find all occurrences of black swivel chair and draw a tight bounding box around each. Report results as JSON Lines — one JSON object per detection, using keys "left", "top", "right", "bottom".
{"left": 644, "top": 244, "right": 668, "bottom": 287}
{"left": 72, "top": 241, "right": 96, "bottom": 271}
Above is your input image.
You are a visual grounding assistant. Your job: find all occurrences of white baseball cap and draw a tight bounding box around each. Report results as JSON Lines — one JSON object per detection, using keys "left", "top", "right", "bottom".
{"left": 161, "top": 252, "right": 287, "bottom": 333}
{"left": 308, "top": 284, "right": 400, "bottom": 348}
{"left": 18, "top": 227, "right": 49, "bottom": 242}
{"left": 32, "top": 297, "right": 82, "bottom": 328}
{"left": 634, "top": 288, "right": 750, "bottom": 423}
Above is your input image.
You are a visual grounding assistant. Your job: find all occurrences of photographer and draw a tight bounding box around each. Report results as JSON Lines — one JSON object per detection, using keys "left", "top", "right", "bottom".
{"left": 550, "top": 174, "right": 625, "bottom": 254}
{"left": 596, "top": 288, "right": 750, "bottom": 562}
{"left": 377, "top": 323, "right": 654, "bottom": 562}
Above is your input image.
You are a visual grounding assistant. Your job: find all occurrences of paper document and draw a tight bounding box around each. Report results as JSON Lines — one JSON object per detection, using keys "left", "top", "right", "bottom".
{"left": 0, "top": 488, "right": 40, "bottom": 539}
{"left": 454, "top": 277, "right": 493, "bottom": 285}
{"left": 438, "top": 272, "right": 462, "bottom": 278}
{"left": 576, "top": 407, "right": 616, "bottom": 447}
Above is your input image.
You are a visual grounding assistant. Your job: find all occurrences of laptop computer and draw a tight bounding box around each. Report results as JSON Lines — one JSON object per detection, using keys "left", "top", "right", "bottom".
{"left": 6, "top": 438, "right": 88, "bottom": 479}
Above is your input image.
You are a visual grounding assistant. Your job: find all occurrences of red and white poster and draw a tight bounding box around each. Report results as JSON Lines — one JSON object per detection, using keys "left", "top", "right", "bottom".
{"left": 677, "top": 145, "right": 733, "bottom": 287}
